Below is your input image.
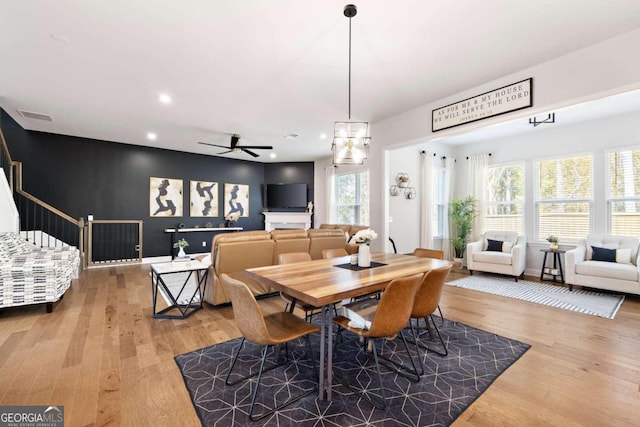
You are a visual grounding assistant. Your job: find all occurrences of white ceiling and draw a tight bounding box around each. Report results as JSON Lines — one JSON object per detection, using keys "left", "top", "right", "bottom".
{"left": 1, "top": 1, "right": 640, "bottom": 162}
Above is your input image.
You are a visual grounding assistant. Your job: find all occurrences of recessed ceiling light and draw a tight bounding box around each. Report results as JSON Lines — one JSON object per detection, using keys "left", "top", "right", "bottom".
{"left": 320, "top": 133, "right": 327, "bottom": 139}
{"left": 283, "top": 133, "right": 298, "bottom": 139}
{"left": 147, "top": 132, "right": 157, "bottom": 141}
{"left": 269, "top": 153, "right": 277, "bottom": 159}
{"left": 158, "top": 93, "right": 172, "bottom": 104}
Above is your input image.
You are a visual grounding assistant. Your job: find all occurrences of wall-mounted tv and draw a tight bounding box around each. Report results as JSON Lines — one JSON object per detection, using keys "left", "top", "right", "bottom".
{"left": 266, "top": 183, "right": 307, "bottom": 209}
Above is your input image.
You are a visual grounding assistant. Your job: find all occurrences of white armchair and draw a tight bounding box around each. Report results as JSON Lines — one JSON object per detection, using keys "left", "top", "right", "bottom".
{"left": 565, "top": 235, "right": 640, "bottom": 295}
{"left": 467, "top": 231, "right": 526, "bottom": 281}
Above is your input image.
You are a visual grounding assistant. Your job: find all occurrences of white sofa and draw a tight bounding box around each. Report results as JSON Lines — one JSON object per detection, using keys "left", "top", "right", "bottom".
{"left": 466, "top": 231, "right": 527, "bottom": 281}
{"left": 565, "top": 235, "right": 640, "bottom": 295}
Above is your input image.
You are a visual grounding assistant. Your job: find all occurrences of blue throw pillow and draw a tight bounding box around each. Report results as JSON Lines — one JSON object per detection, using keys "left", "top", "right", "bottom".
{"left": 487, "top": 239, "right": 504, "bottom": 252}
{"left": 591, "top": 246, "right": 616, "bottom": 262}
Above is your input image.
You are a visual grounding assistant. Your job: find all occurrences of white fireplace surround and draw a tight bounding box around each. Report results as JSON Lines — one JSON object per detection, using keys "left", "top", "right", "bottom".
{"left": 262, "top": 212, "right": 311, "bottom": 232}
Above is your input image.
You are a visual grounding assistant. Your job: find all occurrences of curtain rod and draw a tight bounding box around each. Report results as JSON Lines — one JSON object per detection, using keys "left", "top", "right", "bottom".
{"left": 420, "top": 150, "right": 447, "bottom": 160}
{"left": 466, "top": 153, "right": 492, "bottom": 159}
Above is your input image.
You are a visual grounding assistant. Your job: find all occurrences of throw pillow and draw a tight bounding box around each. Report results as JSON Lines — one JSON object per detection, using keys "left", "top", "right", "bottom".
{"left": 502, "top": 241, "right": 513, "bottom": 253}
{"left": 591, "top": 246, "right": 616, "bottom": 263}
{"left": 615, "top": 248, "right": 632, "bottom": 264}
{"left": 487, "top": 239, "right": 504, "bottom": 252}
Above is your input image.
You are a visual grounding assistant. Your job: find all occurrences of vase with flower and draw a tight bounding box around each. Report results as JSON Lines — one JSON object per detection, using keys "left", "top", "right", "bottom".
{"left": 173, "top": 238, "right": 189, "bottom": 259}
{"left": 353, "top": 228, "right": 378, "bottom": 267}
{"left": 547, "top": 235, "right": 559, "bottom": 251}
{"left": 225, "top": 211, "right": 241, "bottom": 227}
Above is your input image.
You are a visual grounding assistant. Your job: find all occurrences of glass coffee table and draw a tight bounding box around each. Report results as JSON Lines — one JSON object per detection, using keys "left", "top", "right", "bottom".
{"left": 150, "top": 260, "right": 209, "bottom": 319}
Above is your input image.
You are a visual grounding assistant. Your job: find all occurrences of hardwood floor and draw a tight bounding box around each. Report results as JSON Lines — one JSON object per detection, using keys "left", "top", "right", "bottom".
{"left": 1, "top": 265, "right": 639, "bottom": 426}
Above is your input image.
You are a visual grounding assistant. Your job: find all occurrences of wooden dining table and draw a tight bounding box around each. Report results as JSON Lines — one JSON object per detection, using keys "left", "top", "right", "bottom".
{"left": 245, "top": 252, "right": 451, "bottom": 401}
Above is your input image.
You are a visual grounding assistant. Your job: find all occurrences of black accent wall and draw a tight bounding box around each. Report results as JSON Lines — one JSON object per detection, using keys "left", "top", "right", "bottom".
{"left": 1, "top": 109, "right": 314, "bottom": 257}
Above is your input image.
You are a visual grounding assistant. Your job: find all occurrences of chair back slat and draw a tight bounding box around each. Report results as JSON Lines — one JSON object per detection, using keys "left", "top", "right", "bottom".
{"left": 367, "top": 273, "right": 423, "bottom": 338}
{"left": 412, "top": 248, "right": 445, "bottom": 260}
{"left": 411, "top": 265, "right": 452, "bottom": 318}
{"left": 221, "top": 273, "right": 273, "bottom": 345}
{"left": 278, "top": 252, "right": 312, "bottom": 264}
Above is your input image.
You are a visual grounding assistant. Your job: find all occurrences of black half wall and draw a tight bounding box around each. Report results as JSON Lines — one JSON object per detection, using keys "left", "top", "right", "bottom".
{"left": 1, "top": 109, "right": 314, "bottom": 257}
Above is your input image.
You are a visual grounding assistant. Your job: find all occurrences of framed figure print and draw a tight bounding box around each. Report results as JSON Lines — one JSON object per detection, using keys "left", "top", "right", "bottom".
{"left": 149, "top": 177, "right": 183, "bottom": 217}
{"left": 224, "top": 183, "right": 249, "bottom": 218}
{"left": 190, "top": 180, "right": 218, "bottom": 217}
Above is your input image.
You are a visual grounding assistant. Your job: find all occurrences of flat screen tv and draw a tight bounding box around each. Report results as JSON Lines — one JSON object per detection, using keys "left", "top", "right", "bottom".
{"left": 266, "top": 183, "right": 307, "bottom": 209}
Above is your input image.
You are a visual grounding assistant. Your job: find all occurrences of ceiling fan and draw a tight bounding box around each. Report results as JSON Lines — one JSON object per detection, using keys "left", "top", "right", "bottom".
{"left": 198, "top": 134, "right": 273, "bottom": 158}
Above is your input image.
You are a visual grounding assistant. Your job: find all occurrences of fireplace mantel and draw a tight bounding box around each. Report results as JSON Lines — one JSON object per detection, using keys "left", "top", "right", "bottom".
{"left": 262, "top": 212, "right": 311, "bottom": 232}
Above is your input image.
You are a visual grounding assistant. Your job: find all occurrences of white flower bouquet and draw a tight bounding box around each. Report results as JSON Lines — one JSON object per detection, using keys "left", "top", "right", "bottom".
{"left": 353, "top": 229, "right": 378, "bottom": 245}
{"left": 225, "top": 212, "right": 241, "bottom": 222}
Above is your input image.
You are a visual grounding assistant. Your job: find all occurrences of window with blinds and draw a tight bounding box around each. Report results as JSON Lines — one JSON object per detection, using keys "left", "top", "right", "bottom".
{"left": 607, "top": 149, "right": 640, "bottom": 238}
{"left": 486, "top": 163, "right": 524, "bottom": 234}
{"left": 335, "top": 171, "right": 370, "bottom": 225}
{"left": 535, "top": 155, "right": 593, "bottom": 243}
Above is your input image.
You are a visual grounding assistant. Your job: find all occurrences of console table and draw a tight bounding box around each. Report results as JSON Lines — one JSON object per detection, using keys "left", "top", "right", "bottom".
{"left": 164, "top": 227, "right": 243, "bottom": 258}
{"left": 262, "top": 212, "right": 311, "bottom": 232}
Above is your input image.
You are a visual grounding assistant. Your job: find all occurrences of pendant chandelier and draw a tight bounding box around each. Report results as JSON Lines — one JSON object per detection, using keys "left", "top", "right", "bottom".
{"left": 332, "top": 4, "right": 370, "bottom": 165}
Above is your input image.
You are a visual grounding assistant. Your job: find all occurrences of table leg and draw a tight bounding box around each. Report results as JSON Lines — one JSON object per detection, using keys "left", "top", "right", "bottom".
{"left": 552, "top": 253, "right": 558, "bottom": 281}
{"left": 558, "top": 253, "right": 565, "bottom": 284}
{"left": 327, "top": 303, "right": 333, "bottom": 400}
{"left": 540, "top": 252, "right": 549, "bottom": 281}
{"left": 318, "top": 304, "right": 326, "bottom": 400}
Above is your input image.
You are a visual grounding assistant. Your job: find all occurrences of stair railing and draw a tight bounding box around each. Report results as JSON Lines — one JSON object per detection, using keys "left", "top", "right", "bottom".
{"left": 0, "top": 125, "right": 86, "bottom": 268}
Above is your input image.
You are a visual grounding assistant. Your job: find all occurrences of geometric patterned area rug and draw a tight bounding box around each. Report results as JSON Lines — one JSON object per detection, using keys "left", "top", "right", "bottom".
{"left": 175, "top": 319, "right": 530, "bottom": 426}
{"left": 447, "top": 275, "right": 625, "bottom": 319}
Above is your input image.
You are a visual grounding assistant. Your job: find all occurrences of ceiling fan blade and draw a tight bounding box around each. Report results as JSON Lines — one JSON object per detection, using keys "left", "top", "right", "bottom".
{"left": 238, "top": 145, "right": 273, "bottom": 150}
{"left": 242, "top": 148, "right": 260, "bottom": 158}
{"left": 198, "top": 142, "right": 231, "bottom": 149}
{"left": 217, "top": 150, "right": 233, "bottom": 155}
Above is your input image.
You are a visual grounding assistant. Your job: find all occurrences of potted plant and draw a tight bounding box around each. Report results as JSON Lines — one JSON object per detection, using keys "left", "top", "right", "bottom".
{"left": 173, "top": 238, "right": 189, "bottom": 258}
{"left": 449, "top": 196, "right": 477, "bottom": 266}
{"left": 547, "top": 235, "right": 559, "bottom": 251}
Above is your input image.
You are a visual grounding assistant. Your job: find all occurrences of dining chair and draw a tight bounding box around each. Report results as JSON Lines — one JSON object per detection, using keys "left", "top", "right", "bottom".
{"left": 406, "top": 265, "right": 452, "bottom": 374}
{"left": 221, "top": 274, "right": 319, "bottom": 421}
{"left": 332, "top": 273, "right": 423, "bottom": 409}
{"left": 412, "top": 247, "right": 447, "bottom": 323}
{"left": 277, "top": 252, "right": 322, "bottom": 321}
{"left": 322, "top": 248, "right": 348, "bottom": 259}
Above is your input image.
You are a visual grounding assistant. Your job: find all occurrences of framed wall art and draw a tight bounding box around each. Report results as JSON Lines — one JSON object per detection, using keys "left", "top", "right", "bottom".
{"left": 149, "top": 177, "right": 183, "bottom": 217}
{"left": 224, "top": 183, "right": 249, "bottom": 218}
{"left": 190, "top": 180, "right": 218, "bottom": 217}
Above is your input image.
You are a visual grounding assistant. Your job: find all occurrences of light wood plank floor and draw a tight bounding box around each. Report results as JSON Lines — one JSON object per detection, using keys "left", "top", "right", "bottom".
{"left": 1, "top": 265, "right": 639, "bottom": 426}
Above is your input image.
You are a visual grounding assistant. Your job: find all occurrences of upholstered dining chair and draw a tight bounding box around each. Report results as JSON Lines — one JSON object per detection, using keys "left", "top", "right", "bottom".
{"left": 332, "top": 273, "right": 423, "bottom": 409}
{"left": 277, "top": 252, "right": 321, "bottom": 321}
{"left": 412, "top": 247, "right": 447, "bottom": 323}
{"left": 407, "top": 265, "right": 452, "bottom": 374}
{"left": 221, "top": 274, "right": 319, "bottom": 421}
{"left": 322, "top": 248, "right": 348, "bottom": 259}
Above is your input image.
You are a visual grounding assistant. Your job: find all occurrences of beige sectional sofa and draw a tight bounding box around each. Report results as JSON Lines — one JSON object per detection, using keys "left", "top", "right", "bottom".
{"left": 565, "top": 235, "right": 640, "bottom": 295}
{"left": 202, "top": 228, "right": 351, "bottom": 306}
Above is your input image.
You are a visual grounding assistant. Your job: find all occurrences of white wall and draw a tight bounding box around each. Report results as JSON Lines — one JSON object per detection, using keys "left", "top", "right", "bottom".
{"left": 0, "top": 173, "right": 19, "bottom": 232}
{"left": 314, "top": 29, "right": 640, "bottom": 255}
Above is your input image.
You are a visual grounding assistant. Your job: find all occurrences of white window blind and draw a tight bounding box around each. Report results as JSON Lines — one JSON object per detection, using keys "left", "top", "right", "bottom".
{"left": 486, "top": 163, "right": 524, "bottom": 234}
{"left": 335, "top": 171, "right": 370, "bottom": 225}
{"left": 607, "top": 149, "right": 640, "bottom": 238}
{"left": 535, "top": 155, "right": 592, "bottom": 243}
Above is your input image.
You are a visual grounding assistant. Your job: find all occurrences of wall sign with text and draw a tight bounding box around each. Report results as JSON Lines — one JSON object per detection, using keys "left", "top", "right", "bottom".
{"left": 432, "top": 78, "right": 532, "bottom": 132}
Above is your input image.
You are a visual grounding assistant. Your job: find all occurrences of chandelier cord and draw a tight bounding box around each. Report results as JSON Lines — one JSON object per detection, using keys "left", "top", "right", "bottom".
{"left": 348, "top": 14, "right": 352, "bottom": 121}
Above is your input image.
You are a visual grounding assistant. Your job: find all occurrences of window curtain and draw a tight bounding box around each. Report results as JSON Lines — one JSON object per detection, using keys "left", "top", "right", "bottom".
{"left": 325, "top": 166, "right": 336, "bottom": 224}
{"left": 420, "top": 151, "right": 435, "bottom": 248}
{"left": 467, "top": 153, "right": 489, "bottom": 240}
{"left": 442, "top": 157, "right": 455, "bottom": 260}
